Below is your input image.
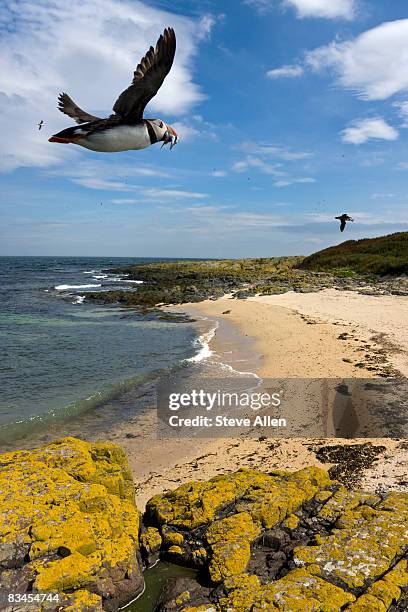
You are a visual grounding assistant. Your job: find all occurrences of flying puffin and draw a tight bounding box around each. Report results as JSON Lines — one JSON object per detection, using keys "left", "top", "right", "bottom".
{"left": 335, "top": 214, "right": 354, "bottom": 232}
{"left": 49, "top": 28, "right": 178, "bottom": 152}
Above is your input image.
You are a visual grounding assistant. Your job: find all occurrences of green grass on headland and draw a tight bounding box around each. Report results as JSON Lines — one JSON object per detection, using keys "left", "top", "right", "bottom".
{"left": 298, "top": 232, "right": 408, "bottom": 276}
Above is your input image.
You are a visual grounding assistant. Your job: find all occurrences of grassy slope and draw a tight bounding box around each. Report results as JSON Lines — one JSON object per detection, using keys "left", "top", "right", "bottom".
{"left": 298, "top": 232, "right": 408, "bottom": 276}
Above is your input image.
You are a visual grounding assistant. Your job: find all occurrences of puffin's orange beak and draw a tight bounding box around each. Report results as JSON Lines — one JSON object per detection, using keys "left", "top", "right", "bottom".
{"left": 49, "top": 136, "right": 71, "bottom": 143}
{"left": 49, "top": 134, "right": 83, "bottom": 143}
{"left": 167, "top": 125, "right": 178, "bottom": 139}
{"left": 167, "top": 125, "right": 178, "bottom": 149}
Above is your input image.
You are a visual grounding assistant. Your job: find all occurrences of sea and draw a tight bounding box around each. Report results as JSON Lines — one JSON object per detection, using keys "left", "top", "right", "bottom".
{"left": 0, "top": 256, "right": 222, "bottom": 450}
{"left": 0, "top": 256, "right": 262, "bottom": 451}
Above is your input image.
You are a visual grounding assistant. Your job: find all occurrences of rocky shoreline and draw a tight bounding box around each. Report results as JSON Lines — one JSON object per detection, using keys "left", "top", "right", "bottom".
{"left": 1, "top": 438, "right": 407, "bottom": 611}
{"left": 84, "top": 258, "right": 408, "bottom": 312}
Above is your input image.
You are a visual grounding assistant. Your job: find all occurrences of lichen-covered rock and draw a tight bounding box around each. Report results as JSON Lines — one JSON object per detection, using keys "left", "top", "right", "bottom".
{"left": 219, "top": 567, "right": 355, "bottom": 611}
{"left": 0, "top": 437, "right": 143, "bottom": 611}
{"left": 140, "top": 527, "right": 162, "bottom": 567}
{"left": 348, "top": 559, "right": 408, "bottom": 610}
{"left": 148, "top": 467, "right": 408, "bottom": 612}
{"left": 294, "top": 491, "right": 408, "bottom": 590}
{"left": 146, "top": 467, "right": 331, "bottom": 580}
{"left": 206, "top": 512, "right": 260, "bottom": 583}
{"left": 146, "top": 467, "right": 330, "bottom": 531}
{"left": 316, "top": 486, "right": 380, "bottom": 523}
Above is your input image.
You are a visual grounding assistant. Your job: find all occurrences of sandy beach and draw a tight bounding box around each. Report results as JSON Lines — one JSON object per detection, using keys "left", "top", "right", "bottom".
{"left": 106, "top": 289, "right": 408, "bottom": 508}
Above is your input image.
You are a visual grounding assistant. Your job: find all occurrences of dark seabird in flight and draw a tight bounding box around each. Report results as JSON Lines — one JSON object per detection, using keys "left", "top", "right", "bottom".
{"left": 335, "top": 214, "right": 354, "bottom": 232}
{"left": 38, "top": 120, "right": 44, "bottom": 130}
{"left": 49, "top": 28, "right": 178, "bottom": 152}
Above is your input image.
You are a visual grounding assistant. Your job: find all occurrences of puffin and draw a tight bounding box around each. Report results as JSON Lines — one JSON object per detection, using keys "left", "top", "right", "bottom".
{"left": 335, "top": 214, "right": 354, "bottom": 232}
{"left": 49, "top": 27, "right": 178, "bottom": 152}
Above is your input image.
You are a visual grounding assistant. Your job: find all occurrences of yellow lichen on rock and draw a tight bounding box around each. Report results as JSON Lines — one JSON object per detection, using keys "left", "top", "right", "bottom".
{"left": 57, "top": 589, "right": 103, "bottom": 611}
{"left": 317, "top": 486, "right": 380, "bottom": 523}
{"left": 168, "top": 545, "right": 184, "bottom": 555}
{"left": 146, "top": 466, "right": 408, "bottom": 612}
{"left": 147, "top": 467, "right": 331, "bottom": 533}
{"left": 217, "top": 568, "right": 355, "bottom": 612}
{"left": 140, "top": 527, "right": 162, "bottom": 554}
{"left": 294, "top": 491, "right": 408, "bottom": 590}
{"left": 254, "top": 567, "right": 355, "bottom": 611}
{"left": 162, "top": 528, "right": 184, "bottom": 548}
{"left": 206, "top": 512, "right": 261, "bottom": 583}
{"left": 283, "top": 514, "right": 299, "bottom": 530}
{"left": 0, "top": 437, "right": 142, "bottom": 611}
{"left": 218, "top": 574, "right": 262, "bottom": 611}
{"left": 349, "top": 559, "right": 408, "bottom": 610}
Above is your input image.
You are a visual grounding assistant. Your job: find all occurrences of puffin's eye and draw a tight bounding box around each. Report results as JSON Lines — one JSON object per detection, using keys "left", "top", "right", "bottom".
{"left": 159, "top": 121, "right": 163, "bottom": 128}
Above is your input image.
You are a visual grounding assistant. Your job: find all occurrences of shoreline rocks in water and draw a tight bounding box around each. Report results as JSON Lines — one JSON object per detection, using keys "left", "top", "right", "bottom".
{"left": 1, "top": 438, "right": 408, "bottom": 610}
{"left": 83, "top": 257, "right": 408, "bottom": 311}
{"left": 0, "top": 437, "right": 143, "bottom": 611}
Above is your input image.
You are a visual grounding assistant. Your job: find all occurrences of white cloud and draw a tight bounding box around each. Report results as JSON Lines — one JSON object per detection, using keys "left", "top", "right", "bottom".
{"left": 211, "top": 170, "right": 227, "bottom": 177}
{"left": 233, "top": 143, "right": 315, "bottom": 185}
{"left": 267, "top": 65, "right": 304, "bottom": 79}
{"left": 172, "top": 115, "right": 217, "bottom": 142}
{"left": 245, "top": 0, "right": 356, "bottom": 19}
{"left": 296, "top": 177, "right": 316, "bottom": 183}
{"left": 181, "top": 204, "right": 292, "bottom": 230}
{"left": 171, "top": 122, "right": 201, "bottom": 142}
{"left": 274, "top": 180, "right": 291, "bottom": 187}
{"left": 232, "top": 156, "right": 286, "bottom": 176}
{"left": 341, "top": 118, "right": 398, "bottom": 145}
{"left": 0, "top": 0, "right": 211, "bottom": 171}
{"left": 111, "top": 199, "right": 141, "bottom": 204}
{"left": 370, "top": 193, "right": 395, "bottom": 199}
{"left": 45, "top": 159, "right": 171, "bottom": 191}
{"left": 237, "top": 142, "right": 313, "bottom": 160}
{"left": 394, "top": 100, "right": 408, "bottom": 127}
{"left": 284, "top": 0, "right": 355, "bottom": 20}
{"left": 274, "top": 177, "right": 315, "bottom": 187}
{"left": 243, "top": 0, "right": 271, "bottom": 13}
{"left": 306, "top": 19, "right": 408, "bottom": 101}
{"left": 72, "top": 178, "right": 132, "bottom": 190}
{"left": 142, "top": 188, "right": 208, "bottom": 200}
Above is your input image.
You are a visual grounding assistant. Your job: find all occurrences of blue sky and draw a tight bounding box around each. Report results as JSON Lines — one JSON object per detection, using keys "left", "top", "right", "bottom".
{"left": 1, "top": 0, "right": 408, "bottom": 257}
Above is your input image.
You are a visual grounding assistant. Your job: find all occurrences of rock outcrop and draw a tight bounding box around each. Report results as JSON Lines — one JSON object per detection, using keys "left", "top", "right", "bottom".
{"left": 2, "top": 439, "right": 408, "bottom": 611}
{"left": 144, "top": 467, "right": 408, "bottom": 611}
{"left": 0, "top": 437, "right": 143, "bottom": 611}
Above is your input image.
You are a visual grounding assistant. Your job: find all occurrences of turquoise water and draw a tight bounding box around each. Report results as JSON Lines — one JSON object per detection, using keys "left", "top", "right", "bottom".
{"left": 0, "top": 256, "right": 198, "bottom": 448}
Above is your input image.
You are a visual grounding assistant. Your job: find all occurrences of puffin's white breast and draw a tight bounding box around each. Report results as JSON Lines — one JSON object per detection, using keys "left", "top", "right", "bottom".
{"left": 77, "top": 124, "right": 151, "bottom": 152}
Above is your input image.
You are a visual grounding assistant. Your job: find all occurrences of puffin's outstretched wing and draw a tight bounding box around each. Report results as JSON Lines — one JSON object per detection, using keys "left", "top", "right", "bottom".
{"left": 112, "top": 27, "right": 176, "bottom": 125}
{"left": 58, "top": 93, "right": 102, "bottom": 124}
{"left": 340, "top": 219, "right": 346, "bottom": 232}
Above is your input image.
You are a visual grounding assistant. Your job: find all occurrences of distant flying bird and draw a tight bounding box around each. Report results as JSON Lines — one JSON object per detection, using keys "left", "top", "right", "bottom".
{"left": 38, "top": 120, "right": 44, "bottom": 130}
{"left": 49, "top": 28, "right": 178, "bottom": 152}
{"left": 335, "top": 214, "right": 354, "bottom": 232}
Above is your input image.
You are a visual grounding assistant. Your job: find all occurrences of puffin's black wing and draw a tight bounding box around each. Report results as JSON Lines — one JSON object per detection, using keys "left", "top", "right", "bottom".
{"left": 112, "top": 27, "right": 176, "bottom": 124}
{"left": 58, "top": 93, "right": 102, "bottom": 124}
{"left": 340, "top": 219, "right": 346, "bottom": 232}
